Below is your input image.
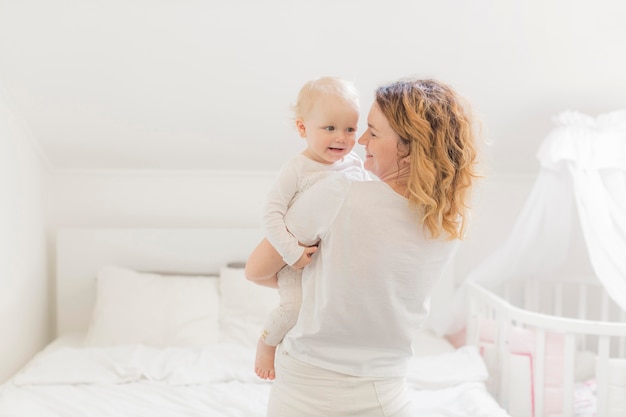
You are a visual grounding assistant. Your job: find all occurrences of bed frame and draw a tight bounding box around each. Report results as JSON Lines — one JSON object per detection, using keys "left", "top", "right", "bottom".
{"left": 55, "top": 228, "right": 264, "bottom": 336}
{"left": 466, "top": 278, "right": 626, "bottom": 417}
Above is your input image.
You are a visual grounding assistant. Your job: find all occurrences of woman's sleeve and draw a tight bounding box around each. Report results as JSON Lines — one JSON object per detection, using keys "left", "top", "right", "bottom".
{"left": 262, "top": 161, "right": 304, "bottom": 266}
{"left": 284, "top": 174, "right": 350, "bottom": 246}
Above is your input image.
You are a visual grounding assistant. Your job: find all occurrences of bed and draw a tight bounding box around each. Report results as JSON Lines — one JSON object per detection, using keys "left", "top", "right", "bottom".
{"left": 0, "top": 228, "right": 511, "bottom": 417}
{"left": 465, "top": 278, "right": 626, "bottom": 417}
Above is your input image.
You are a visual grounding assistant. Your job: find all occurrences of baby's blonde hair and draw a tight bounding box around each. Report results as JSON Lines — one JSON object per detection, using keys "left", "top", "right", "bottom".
{"left": 291, "top": 76, "right": 359, "bottom": 120}
{"left": 375, "top": 78, "right": 480, "bottom": 240}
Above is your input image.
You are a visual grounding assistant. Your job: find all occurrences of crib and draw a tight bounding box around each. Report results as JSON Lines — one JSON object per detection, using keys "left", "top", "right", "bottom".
{"left": 465, "top": 277, "right": 626, "bottom": 417}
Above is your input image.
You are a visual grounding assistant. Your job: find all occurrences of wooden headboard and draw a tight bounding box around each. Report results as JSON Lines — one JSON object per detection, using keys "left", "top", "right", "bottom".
{"left": 55, "top": 228, "right": 264, "bottom": 336}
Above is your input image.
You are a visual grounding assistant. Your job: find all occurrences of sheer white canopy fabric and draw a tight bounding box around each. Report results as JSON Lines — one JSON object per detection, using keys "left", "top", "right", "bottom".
{"left": 432, "top": 110, "right": 626, "bottom": 335}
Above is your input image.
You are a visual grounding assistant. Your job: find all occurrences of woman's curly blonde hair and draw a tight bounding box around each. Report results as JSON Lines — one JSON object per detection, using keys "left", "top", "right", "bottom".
{"left": 375, "top": 78, "right": 480, "bottom": 240}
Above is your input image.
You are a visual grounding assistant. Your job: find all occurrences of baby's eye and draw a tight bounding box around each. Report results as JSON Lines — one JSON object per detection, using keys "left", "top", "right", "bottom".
{"left": 347, "top": 127, "right": 356, "bottom": 133}
{"left": 324, "top": 126, "right": 335, "bottom": 132}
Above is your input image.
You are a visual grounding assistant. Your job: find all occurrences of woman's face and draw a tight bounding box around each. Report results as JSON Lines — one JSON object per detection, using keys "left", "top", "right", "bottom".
{"left": 358, "top": 103, "right": 404, "bottom": 181}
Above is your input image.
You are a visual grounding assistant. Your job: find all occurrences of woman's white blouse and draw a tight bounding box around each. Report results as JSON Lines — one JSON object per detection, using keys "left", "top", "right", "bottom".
{"left": 282, "top": 175, "right": 459, "bottom": 377}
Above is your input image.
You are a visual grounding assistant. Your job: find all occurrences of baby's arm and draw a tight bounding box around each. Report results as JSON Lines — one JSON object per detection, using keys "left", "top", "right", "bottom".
{"left": 262, "top": 160, "right": 306, "bottom": 266}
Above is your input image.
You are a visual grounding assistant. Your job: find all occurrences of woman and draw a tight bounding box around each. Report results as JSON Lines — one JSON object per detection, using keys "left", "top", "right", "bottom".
{"left": 246, "top": 77, "right": 480, "bottom": 417}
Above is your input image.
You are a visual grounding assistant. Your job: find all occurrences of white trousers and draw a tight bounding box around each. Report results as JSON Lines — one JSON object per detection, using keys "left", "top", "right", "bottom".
{"left": 261, "top": 266, "right": 302, "bottom": 346}
{"left": 266, "top": 346, "right": 411, "bottom": 417}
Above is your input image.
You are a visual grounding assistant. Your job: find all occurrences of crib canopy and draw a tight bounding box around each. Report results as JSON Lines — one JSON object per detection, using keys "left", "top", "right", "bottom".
{"left": 434, "top": 110, "right": 626, "bottom": 335}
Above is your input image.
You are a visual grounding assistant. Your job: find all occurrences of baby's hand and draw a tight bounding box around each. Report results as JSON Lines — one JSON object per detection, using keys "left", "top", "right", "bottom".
{"left": 291, "top": 246, "right": 318, "bottom": 269}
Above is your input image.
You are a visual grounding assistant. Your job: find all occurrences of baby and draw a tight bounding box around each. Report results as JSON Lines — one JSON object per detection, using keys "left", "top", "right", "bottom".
{"left": 249, "top": 76, "right": 369, "bottom": 380}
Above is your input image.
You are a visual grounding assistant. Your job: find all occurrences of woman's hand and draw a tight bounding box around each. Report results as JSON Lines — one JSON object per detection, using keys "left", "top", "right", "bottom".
{"left": 291, "top": 245, "right": 318, "bottom": 269}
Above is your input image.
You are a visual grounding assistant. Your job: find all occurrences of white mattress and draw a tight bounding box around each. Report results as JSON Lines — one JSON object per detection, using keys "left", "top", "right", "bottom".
{"left": 0, "top": 333, "right": 511, "bottom": 417}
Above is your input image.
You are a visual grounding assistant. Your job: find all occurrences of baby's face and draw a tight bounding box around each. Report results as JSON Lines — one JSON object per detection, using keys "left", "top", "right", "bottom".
{"left": 298, "top": 95, "right": 359, "bottom": 164}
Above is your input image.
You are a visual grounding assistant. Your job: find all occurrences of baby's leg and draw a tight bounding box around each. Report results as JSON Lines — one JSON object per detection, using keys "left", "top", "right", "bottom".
{"left": 255, "top": 266, "right": 303, "bottom": 380}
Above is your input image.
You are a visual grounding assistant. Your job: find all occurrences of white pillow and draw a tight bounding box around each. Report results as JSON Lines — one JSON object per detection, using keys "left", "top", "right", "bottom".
{"left": 219, "top": 263, "right": 280, "bottom": 346}
{"left": 86, "top": 266, "right": 221, "bottom": 347}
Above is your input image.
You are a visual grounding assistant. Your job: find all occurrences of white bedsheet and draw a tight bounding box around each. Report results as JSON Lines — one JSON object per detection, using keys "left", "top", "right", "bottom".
{"left": 0, "top": 334, "right": 510, "bottom": 417}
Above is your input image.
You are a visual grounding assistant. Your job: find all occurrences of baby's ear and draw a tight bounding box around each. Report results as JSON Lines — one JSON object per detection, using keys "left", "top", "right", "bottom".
{"left": 295, "top": 118, "right": 307, "bottom": 138}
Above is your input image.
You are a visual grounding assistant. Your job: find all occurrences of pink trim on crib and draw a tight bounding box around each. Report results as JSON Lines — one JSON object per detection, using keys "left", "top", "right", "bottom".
{"left": 479, "top": 346, "right": 536, "bottom": 417}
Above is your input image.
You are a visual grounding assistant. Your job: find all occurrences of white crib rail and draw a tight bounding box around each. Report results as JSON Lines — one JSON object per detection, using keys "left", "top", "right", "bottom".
{"left": 466, "top": 280, "right": 626, "bottom": 417}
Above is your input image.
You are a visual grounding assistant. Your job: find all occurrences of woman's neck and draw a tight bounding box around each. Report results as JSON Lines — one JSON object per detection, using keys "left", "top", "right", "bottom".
{"left": 379, "top": 167, "right": 409, "bottom": 197}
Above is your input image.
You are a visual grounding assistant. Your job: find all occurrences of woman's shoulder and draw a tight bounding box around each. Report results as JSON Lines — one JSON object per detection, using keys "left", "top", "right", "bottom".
{"left": 318, "top": 176, "right": 398, "bottom": 204}
{"left": 298, "top": 172, "right": 357, "bottom": 204}
{"left": 349, "top": 180, "right": 414, "bottom": 208}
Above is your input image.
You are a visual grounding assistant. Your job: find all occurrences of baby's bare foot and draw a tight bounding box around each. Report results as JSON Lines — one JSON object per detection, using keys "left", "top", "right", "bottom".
{"left": 255, "top": 338, "right": 277, "bottom": 380}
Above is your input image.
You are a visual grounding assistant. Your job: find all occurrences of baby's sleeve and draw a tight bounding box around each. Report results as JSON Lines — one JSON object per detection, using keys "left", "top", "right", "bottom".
{"left": 284, "top": 174, "right": 350, "bottom": 246}
{"left": 262, "top": 161, "right": 305, "bottom": 266}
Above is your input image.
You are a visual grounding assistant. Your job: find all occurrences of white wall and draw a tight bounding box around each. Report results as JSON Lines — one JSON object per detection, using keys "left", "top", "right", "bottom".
{"left": 0, "top": 91, "right": 47, "bottom": 384}
{"left": 1, "top": 0, "right": 625, "bottom": 173}
{"left": 45, "top": 170, "right": 275, "bottom": 230}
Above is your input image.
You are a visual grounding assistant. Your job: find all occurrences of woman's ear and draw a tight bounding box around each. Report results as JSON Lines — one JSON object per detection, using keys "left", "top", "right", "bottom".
{"left": 296, "top": 118, "right": 307, "bottom": 138}
{"left": 398, "top": 139, "right": 411, "bottom": 161}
